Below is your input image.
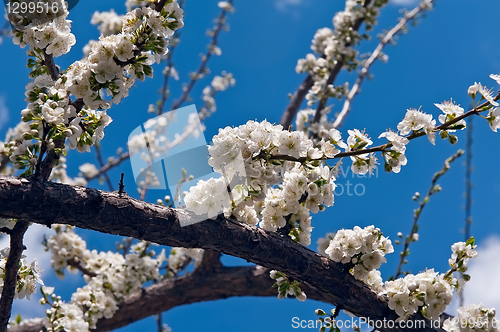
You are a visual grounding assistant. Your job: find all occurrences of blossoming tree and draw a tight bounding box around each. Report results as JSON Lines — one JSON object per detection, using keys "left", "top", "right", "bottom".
{"left": 0, "top": 0, "right": 499, "bottom": 332}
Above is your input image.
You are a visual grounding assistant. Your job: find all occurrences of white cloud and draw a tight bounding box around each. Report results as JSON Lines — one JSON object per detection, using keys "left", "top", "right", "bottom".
{"left": 390, "top": 0, "right": 420, "bottom": 6}
{"left": 0, "top": 224, "right": 54, "bottom": 319}
{"left": 274, "top": 0, "right": 303, "bottom": 12}
{"left": 455, "top": 236, "right": 500, "bottom": 311}
{"left": 0, "top": 96, "right": 9, "bottom": 132}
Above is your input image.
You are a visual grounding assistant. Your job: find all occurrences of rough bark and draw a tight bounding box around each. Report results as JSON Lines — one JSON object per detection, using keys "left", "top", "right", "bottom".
{"left": 0, "top": 176, "right": 445, "bottom": 332}
{"left": 9, "top": 265, "right": 329, "bottom": 332}
{"left": 0, "top": 221, "right": 30, "bottom": 332}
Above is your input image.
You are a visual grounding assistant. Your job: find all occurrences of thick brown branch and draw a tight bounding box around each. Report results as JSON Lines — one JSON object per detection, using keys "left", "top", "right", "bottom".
{"left": 42, "top": 53, "right": 59, "bottom": 81}
{"left": 7, "top": 265, "right": 333, "bottom": 332}
{"left": 40, "top": 138, "right": 64, "bottom": 180}
{"left": 0, "top": 177, "right": 444, "bottom": 332}
{"left": 195, "top": 249, "right": 222, "bottom": 275}
{"left": 0, "top": 220, "right": 30, "bottom": 332}
{"left": 280, "top": 74, "right": 314, "bottom": 129}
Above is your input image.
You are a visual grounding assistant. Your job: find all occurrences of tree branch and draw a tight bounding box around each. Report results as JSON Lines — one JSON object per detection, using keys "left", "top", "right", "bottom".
{"left": 67, "top": 257, "right": 97, "bottom": 278}
{"left": 334, "top": 0, "right": 435, "bottom": 129}
{"left": 394, "top": 149, "right": 463, "bottom": 279}
{"left": 280, "top": 74, "right": 314, "bottom": 129}
{"left": 0, "top": 177, "right": 445, "bottom": 332}
{"left": 7, "top": 265, "right": 334, "bottom": 332}
{"left": 280, "top": 0, "right": 373, "bottom": 130}
{"left": 42, "top": 53, "right": 59, "bottom": 82}
{"left": 0, "top": 220, "right": 30, "bottom": 332}
{"left": 171, "top": 0, "right": 232, "bottom": 110}
{"left": 311, "top": 0, "right": 373, "bottom": 126}
{"left": 94, "top": 144, "right": 114, "bottom": 191}
{"left": 262, "top": 99, "right": 498, "bottom": 164}
{"left": 194, "top": 249, "right": 222, "bottom": 275}
{"left": 84, "top": 151, "right": 130, "bottom": 182}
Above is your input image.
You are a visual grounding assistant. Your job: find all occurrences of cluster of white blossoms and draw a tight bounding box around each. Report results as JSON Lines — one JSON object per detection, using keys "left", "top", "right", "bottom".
{"left": 295, "top": 0, "right": 389, "bottom": 108}
{"left": 168, "top": 247, "right": 205, "bottom": 273}
{"left": 315, "top": 226, "right": 483, "bottom": 323}
{"left": 42, "top": 287, "right": 89, "bottom": 332}
{"left": 10, "top": 1, "right": 76, "bottom": 58}
{"left": 91, "top": 9, "right": 124, "bottom": 37}
{"left": 443, "top": 303, "right": 500, "bottom": 332}
{"left": 6, "top": 70, "right": 114, "bottom": 171}
{"left": 45, "top": 224, "right": 88, "bottom": 277}
{"left": 184, "top": 177, "right": 232, "bottom": 219}
{"left": 44, "top": 225, "right": 166, "bottom": 329}
{"left": 202, "top": 72, "right": 236, "bottom": 112}
{"left": 269, "top": 270, "right": 307, "bottom": 301}
{"left": 382, "top": 269, "right": 454, "bottom": 321}
{"left": 78, "top": 162, "right": 100, "bottom": 179}
{"left": 379, "top": 130, "right": 409, "bottom": 173}
{"left": 83, "top": 7, "right": 126, "bottom": 56}
{"left": 4, "top": 0, "right": 184, "bottom": 176}
{"left": 479, "top": 75, "right": 500, "bottom": 133}
{"left": 449, "top": 240, "right": 478, "bottom": 274}
{"left": 397, "top": 108, "right": 437, "bottom": 144}
{"left": 67, "top": 3, "right": 184, "bottom": 110}
{"left": 184, "top": 120, "right": 339, "bottom": 246}
{"left": 323, "top": 225, "right": 393, "bottom": 281}
{"left": 382, "top": 239, "right": 478, "bottom": 322}
{"left": 345, "top": 128, "right": 379, "bottom": 175}
{"left": 0, "top": 247, "right": 44, "bottom": 301}
{"left": 184, "top": 78, "right": 500, "bottom": 245}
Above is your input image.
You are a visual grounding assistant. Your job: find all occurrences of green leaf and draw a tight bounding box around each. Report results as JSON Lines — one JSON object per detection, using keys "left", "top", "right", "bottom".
{"left": 466, "top": 236, "right": 475, "bottom": 247}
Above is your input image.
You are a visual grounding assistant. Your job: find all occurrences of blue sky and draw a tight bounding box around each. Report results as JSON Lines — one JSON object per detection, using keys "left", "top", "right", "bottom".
{"left": 1, "top": 0, "right": 500, "bottom": 331}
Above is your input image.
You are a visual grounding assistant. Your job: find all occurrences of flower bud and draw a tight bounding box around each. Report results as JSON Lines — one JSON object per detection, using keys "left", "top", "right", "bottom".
{"left": 468, "top": 82, "right": 480, "bottom": 99}
{"left": 315, "top": 309, "right": 326, "bottom": 316}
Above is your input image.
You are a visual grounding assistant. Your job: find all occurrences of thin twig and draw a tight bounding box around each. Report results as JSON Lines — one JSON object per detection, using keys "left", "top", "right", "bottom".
{"left": 157, "top": 36, "right": 180, "bottom": 115}
{"left": 85, "top": 152, "right": 130, "bottom": 182}
{"left": 86, "top": 89, "right": 219, "bottom": 183}
{"left": 265, "top": 95, "right": 499, "bottom": 164}
{"left": 118, "top": 173, "right": 125, "bottom": 197}
{"left": 464, "top": 117, "right": 473, "bottom": 243}
{"left": 0, "top": 220, "right": 30, "bottom": 332}
{"left": 334, "top": 0, "right": 435, "bottom": 129}
{"left": 311, "top": 0, "right": 374, "bottom": 126}
{"left": 171, "top": 0, "right": 233, "bottom": 110}
{"left": 461, "top": 114, "right": 473, "bottom": 306}
{"left": 156, "top": 307, "right": 162, "bottom": 332}
{"left": 393, "top": 150, "right": 464, "bottom": 279}
{"left": 280, "top": 0, "right": 374, "bottom": 129}
{"left": 67, "top": 257, "right": 98, "bottom": 278}
{"left": 95, "top": 144, "right": 114, "bottom": 191}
